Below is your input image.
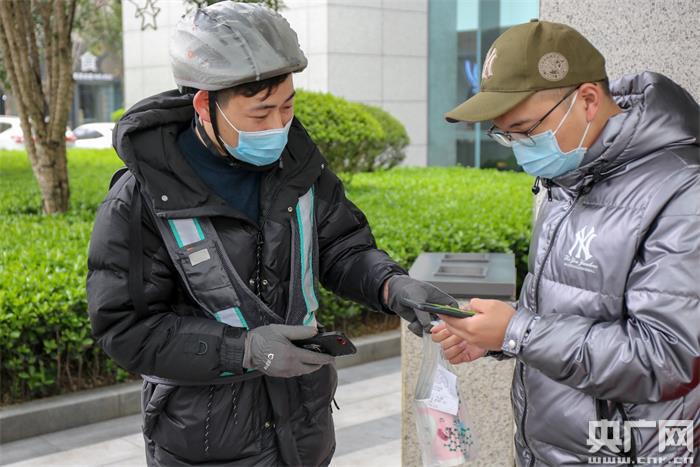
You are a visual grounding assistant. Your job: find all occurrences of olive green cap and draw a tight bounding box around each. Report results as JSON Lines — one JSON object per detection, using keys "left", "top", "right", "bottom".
{"left": 445, "top": 19, "right": 607, "bottom": 123}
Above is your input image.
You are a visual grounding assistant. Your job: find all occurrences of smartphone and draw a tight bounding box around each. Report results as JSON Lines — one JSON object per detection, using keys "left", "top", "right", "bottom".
{"left": 293, "top": 331, "right": 357, "bottom": 356}
{"left": 399, "top": 297, "right": 476, "bottom": 319}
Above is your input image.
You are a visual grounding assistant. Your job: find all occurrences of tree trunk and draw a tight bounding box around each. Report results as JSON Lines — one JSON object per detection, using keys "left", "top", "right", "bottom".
{"left": 0, "top": 0, "right": 76, "bottom": 214}
{"left": 30, "top": 141, "right": 71, "bottom": 213}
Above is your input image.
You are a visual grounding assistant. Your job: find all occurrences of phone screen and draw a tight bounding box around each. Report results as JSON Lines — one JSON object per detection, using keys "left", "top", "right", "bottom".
{"left": 425, "top": 303, "right": 476, "bottom": 317}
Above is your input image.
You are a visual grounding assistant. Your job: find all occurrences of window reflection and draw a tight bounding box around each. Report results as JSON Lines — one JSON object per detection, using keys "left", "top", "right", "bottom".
{"left": 428, "top": 0, "right": 539, "bottom": 170}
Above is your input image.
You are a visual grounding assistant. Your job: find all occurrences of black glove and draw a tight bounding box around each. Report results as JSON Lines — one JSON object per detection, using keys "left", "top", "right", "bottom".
{"left": 385, "top": 275, "right": 458, "bottom": 336}
{"left": 243, "top": 324, "right": 335, "bottom": 378}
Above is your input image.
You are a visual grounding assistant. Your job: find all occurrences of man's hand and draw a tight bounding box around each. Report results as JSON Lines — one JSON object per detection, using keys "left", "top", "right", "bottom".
{"left": 441, "top": 299, "right": 516, "bottom": 351}
{"left": 383, "top": 275, "right": 458, "bottom": 336}
{"left": 243, "top": 324, "right": 335, "bottom": 378}
{"left": 431, "top": 321, "right": 487, "bottom": 364}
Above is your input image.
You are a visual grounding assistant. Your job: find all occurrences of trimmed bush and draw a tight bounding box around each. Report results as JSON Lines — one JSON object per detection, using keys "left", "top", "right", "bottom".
{"left": 294, "top": 90, "right": 410, "bottom": 177}
{"left": 318, "top": 167, "right": 533, "bottom": 328}
{"left": 358, "top": 103, "right": 409, "bottom": 171}
{"left": 1, "top": 149, "right": 127, "bottom": 403}
{"left": 110, "top": 108, "right": 125, "bottom": 122}
{"left": 1, "top": 144, "right": 532, "bottom": 404}
{"left": 294, "top": 90, "right": 384, "bottom": 176}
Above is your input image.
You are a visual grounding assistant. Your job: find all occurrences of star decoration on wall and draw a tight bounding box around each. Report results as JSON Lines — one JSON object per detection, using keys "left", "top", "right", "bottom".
{"left": 184, "top": 0, "right": 211, "bottom": 15}
{"left": 129, "top": 0, "right": 161, "bottom": 31}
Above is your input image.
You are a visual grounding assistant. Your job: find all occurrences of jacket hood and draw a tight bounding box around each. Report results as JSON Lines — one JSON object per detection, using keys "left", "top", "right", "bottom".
{"left": 112, "top": 90, "right": 323, "bottom": 219}
{"left": 556, "top": 71, "right": 699, "bottom": 190}
{"left": 115, "top": 90, "right": 195, "bottom": 151}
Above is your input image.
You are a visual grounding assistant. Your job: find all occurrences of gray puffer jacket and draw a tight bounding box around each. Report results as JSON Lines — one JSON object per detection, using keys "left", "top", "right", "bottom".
{"left": 501, "top": 72, "right": 700, "bottom": 466}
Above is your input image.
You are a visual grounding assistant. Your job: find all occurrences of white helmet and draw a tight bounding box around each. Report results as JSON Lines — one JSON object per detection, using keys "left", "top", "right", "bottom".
{"left": 170, "top": 2, "right": 307, "bottom": 91}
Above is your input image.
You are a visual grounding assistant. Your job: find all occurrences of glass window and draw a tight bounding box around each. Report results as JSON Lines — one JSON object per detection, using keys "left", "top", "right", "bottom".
{"left": 428, "top": 0, "right": 539, "bottom": 170}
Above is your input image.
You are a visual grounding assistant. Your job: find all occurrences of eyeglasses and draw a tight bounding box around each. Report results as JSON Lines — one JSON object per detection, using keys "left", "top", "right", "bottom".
{"left": 486, "top": 86, "right": 579, "bottom": 147}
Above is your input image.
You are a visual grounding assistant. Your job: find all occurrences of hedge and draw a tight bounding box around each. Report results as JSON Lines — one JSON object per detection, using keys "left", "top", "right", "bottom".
{"left": 0, "top": 146, "right": 532, "bottom": 404}
{"left": 111, "top": 108, "right": 125, "bottom": 122}
{"left": 1, "top": 150, "right": 127, "bottom": 403}
{"left": 294, "top": 90, "right": 407, "bottom": 176}
{"left": 358, "top": 103, "right": 409, "bottom": 171}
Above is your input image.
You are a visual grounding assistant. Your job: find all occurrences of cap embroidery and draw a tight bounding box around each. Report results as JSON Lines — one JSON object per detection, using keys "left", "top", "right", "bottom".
{"left": 538, "top": 52, "right": 569, "bottom": 81}
{"left": 482, "top": 48, "right": 497, "bottom": 80}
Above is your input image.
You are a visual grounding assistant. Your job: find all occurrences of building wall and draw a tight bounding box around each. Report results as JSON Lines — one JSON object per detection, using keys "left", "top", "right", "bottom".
{"left": 540, "top": 0, "right": 700, "bottom": 100}
{"left": 266, "top": 0, "right": 430, "bottom": 166}
{"left": 122, "top": 0, "right": 429, "bottom": 166}
{"left": 426, "top": 0, "right": 540, "bottom": 169}
{"left": 122, "top": 0, "right": 186, "bottom": 109}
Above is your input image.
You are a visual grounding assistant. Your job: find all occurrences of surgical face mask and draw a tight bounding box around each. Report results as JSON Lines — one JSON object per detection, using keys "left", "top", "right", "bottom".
{"left": 215, "top": 101, "right": 292, "bottom": 166}
{"left": 512, "top": 92, "right": 591, "bottom": 179}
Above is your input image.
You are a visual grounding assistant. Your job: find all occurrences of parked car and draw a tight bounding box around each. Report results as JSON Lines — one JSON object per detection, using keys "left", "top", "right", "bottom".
{"left": 0, "top": 115, "right": 77, "bottom": 150}
{"left": 0, "top": 116, "right": 24, "bottom": 150}
{"left": 72, "top": 122, "right": 115, "bottom": 149}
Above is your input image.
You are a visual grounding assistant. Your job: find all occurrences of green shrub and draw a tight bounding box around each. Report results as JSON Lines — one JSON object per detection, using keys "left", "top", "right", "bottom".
{"left": 317, "top": 167, "right": 533, "bottom": 328}
{"left": 0, "top": 149, "right": 125, "bottom": 403}
{"left": 0, "top": 149, "right": 532, "bottom": 404}
{"left": 111, "top": 108, "right": 125, "bottom": 122}
{"left": 358, "top": 104, "right": 409, "bottom": 171}
{"left": 294, "top": 90, "right": 384, "bottom": 176}
{"left": 294, "top": 91, "right": 410, "bottom": 176}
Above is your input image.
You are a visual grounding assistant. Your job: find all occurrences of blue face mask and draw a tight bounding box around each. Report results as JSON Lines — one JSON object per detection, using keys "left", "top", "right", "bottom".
{"left": 216, "top": 101, "right": 292, "bottom": 166}
{"left": 512, "top": 92, "right": 591, "bottom": 179}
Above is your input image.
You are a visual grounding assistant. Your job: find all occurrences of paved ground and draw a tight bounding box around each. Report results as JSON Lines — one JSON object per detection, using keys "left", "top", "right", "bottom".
{"left": 1, "top": 357, "right": 401, "bottom": 467}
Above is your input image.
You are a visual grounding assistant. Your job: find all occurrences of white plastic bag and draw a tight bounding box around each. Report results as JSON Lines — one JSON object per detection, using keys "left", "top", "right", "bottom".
{"left": 414, "top": 325, "right": 479, "bottom": 466}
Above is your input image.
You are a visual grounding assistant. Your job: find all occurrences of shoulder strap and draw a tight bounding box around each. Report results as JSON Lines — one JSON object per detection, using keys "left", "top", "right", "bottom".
{"left": 151, "top": 215, "right": 263, "bottom": 328}
{"left": 105, "top": 166, "right": 148, "bottom": 320}
{"left": 128, "top": 180, "right": 149, "bottom": 319}
{"left": 109, "top": 167, "right": 129, "bottom": 190}
{"left": 123, "top": 180, "right": 260, "bottom": 384}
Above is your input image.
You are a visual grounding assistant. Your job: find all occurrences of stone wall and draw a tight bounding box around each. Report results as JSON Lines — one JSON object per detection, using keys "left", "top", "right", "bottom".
{"left": 540, "top": 0, "right": 700, "bottom": 100}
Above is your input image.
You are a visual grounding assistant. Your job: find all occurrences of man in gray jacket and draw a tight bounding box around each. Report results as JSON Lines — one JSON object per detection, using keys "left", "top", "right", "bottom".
{"left": 432, "top": 20, "right": 699, "bottom": 466}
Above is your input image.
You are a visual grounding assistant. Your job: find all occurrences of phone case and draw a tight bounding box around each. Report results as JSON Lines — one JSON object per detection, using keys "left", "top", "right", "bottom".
{"left": 295, "top": 332, "right": 357, "bottom": 356}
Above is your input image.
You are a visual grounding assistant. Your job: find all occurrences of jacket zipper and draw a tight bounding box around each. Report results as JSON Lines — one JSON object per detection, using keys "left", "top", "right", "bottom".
{"left": 518, "top": 362, "right": 533, "bottom": 465}
{"left": 253, "top": 170, "right": 287, "bottom": 304}
{"left": 253, "top": 164, "right": 310, "bottom": 302}
{"left": 211, "top": 239, "right": 282, "bottom": 325}
{"left": 616, "top": 402, "right": 637, "bottom": 465}
{"left": 522, "top": 188, "right": 584, "bottom": 466}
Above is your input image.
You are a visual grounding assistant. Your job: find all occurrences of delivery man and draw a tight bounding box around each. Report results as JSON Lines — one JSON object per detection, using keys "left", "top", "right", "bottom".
{"left": 87, "top": 3, "right": 454, "bottom": 465}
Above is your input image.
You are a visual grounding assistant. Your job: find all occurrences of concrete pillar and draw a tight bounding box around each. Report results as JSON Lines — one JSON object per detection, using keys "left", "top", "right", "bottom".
{"left": 539, "top": 0, "right": 700, "bottom": 101}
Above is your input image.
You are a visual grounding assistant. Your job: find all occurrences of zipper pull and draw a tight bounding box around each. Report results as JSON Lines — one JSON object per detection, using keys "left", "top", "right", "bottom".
{"left": 531, "top": 177, "right": 541, "bottom": 195}
{"left": 542, "top": 178, "right": 553, "bottom": 202}
{"left": 579, "top": 173, "right": 596, "bottom": 195}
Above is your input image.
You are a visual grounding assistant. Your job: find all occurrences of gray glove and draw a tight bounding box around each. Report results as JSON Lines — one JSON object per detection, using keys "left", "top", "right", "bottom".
{"left": 242, "top": 324, "right": 335, "bottom": 378}
{"left": 385, "top": 275, "right": 458, "bottom": 336}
